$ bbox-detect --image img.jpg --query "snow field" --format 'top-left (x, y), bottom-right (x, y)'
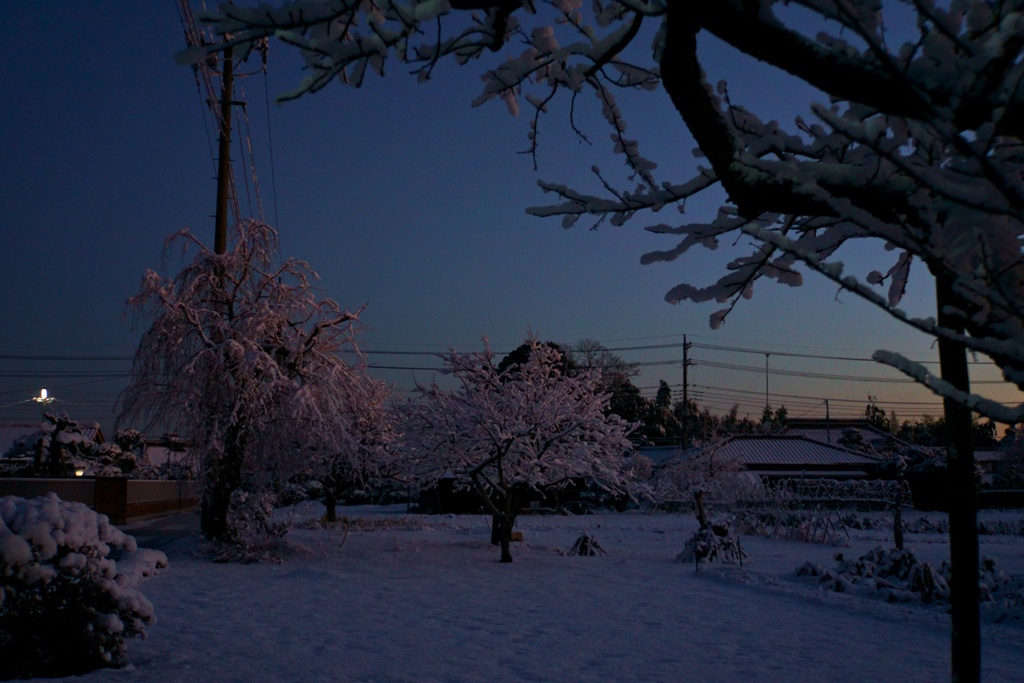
top-left (75, 505), bottom-right (1024, 683)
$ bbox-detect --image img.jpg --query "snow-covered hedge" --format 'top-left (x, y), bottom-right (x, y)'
top-left (0, 494), bottom-right (166, 678)
top-left (797, 546), bottom-right (1024, 622)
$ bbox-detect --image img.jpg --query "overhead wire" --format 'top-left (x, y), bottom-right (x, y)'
top-left (263, 67), bottom-right (281, 230)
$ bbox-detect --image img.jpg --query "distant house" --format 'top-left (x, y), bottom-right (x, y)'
top-left (638, 444), bottom-right (690, 468)
top-left (144, 433), bottom-right (190, 468)
top-left (712, 434), bottom-right (882, 480)
top-left (641, 434), bottom-right (882, 482)
top-left (0, 423), bottom-right (44, 456)
top-left (1, 419), bottom-right (105, 465)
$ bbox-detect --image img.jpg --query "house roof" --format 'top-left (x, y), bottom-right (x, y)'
top-left (1, 421), bottom-right (104, 459)
top-left (0, 423), bottom-right (42, 455)
top-left (714, 434), bottom-right (881, 472)
top-left (779, 419), bottom-right (899, 450)
top-left (975, 448), bottom-right (1011, 464)
top-left (637, 444), bottom-right (690, 467)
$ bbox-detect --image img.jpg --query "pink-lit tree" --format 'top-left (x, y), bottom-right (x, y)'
top-left (119, 220), bottom-right (389, 543)
top-left (402, 338), bottom-right (636, 562)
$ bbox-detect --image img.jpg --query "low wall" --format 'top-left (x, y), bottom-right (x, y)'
top-left (0, 478), bottom-right (199, 525)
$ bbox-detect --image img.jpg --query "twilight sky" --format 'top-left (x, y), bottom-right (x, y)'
top-left (1, 3), bottom-right (1020, 434)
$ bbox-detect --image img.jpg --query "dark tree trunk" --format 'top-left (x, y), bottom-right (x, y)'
top-left (694, 489), bottom-right (709, 530)
top-left (499, 528), bottom-right (513, 564)
top-left (324, 489), bottom-right (338, 524)
top-left (894, 473), bottom-right (905, 552)
top-left (489, 511), bottom-right (518, 563)
top-left (935, 273), bottom-right (980, 683)
top-left (484, 485), bottom-right (523, 563)
top-left (46, 438), bottom-right (67, 478)
top-left (490, 513), bottom-right (504, 546)
top-left (200, 423), bottom-right (246, 542)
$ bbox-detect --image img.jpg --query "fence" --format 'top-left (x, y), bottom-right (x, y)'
top-left (0, 477), bottom-right (199, 525)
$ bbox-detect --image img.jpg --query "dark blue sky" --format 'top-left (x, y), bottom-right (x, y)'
top-left (2, 3), bottom-right (1018, 433)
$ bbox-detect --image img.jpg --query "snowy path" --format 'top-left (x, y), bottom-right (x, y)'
top-left (75, 507), bottom-right (1024, 682)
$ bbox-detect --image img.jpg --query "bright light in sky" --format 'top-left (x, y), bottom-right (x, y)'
top-left (0, 3), bottom-right (1020, 433)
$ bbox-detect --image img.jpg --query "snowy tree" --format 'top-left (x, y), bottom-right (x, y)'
top-left (118, 220), bottom-right (387, 543)
top-left (402, 338), bottom-right (636, 562)
top-left (184, 2), bottom-right (1024, 675)
top-left (652, 438), bottom-right (745, 510)
top-left (311, 376), bottom-right (399, 523)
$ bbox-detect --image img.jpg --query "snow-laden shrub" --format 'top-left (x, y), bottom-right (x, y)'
top-left (677, 522), bottom-right (746, 570)
top-left (797, 547), bottom-right (949, 604)
top-left (210, 489), bottom-right (287, 562)
top-left (904, 517), bottom-right (950, 534)
top-left (977, 519), bottom-right (1024, 536)
top-left (840, 513), bottom-right (891, 531)
top-left (568, 533), bottom-right (606, 556)
top-left (797, 547), bottom-right (1024, 621)
top-left (901, 516), bottom-right (1024, 536)
top-left (0, 494), bottom-right (166, 678)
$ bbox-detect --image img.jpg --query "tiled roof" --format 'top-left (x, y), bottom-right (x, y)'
top-left (638, 445), bottom-right (690, 466)
top-left (715, 435), bottom-right (879, 469)
top-left (0, 424), bottom-right (42, 455)
top-left (780, 424), bottom-right (894, 448)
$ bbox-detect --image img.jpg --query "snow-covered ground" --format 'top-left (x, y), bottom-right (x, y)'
top-left (76, 505), bottom-right (1024, 682)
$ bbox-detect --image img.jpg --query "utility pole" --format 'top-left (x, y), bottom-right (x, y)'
top-left (764, 353), bottom-right (770, 411)
top-left (214, 45), bottom-right (234, 255)
top-left (682, 336), bottom-right (691, 443)
top-left (682, 335), bottom-right (689, 414)
top-left (825, 398), bottom-right (831, 444)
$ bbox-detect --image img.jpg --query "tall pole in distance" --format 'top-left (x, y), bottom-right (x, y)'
top-left (682, 336), bottom-right (690, 444)
top-left (682, 335), bottom-right (689, 414)
top-left (214, 45), bottom-right (234, 255)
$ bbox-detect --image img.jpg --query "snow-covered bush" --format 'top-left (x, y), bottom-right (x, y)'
top-left (568, 533), bottom-right (606, 557)
top-left (0, 494), bottom-right (165, 678)
top-left (677, 522), bottom-right (746, 570)
top-left (902, 516), bottom-right (1024, 536)
top-left (840, 513), bottom-right (891, 531)
top-left (212, 489), bottom-right (287, 562)
top-left (797, 547), bottom-right (1024, 622)
top-left (798, 547), bottom-right (949, 604)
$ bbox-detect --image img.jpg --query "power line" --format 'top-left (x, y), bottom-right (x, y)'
top-left (691, 359), bottom-right (1010, 384)
top-left (691, 341), bottom-right (986, 366)
top-left (0, 355), bottom-right (132, 362)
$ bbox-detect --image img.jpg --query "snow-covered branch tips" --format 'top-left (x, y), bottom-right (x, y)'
top-left (118, 220), bottom-right (392, 543)
top-left (401, 337), bottom-right (640, 562)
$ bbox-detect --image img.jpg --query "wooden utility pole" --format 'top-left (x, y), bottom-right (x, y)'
top-left (214, 45), bottom-right (234, 255)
